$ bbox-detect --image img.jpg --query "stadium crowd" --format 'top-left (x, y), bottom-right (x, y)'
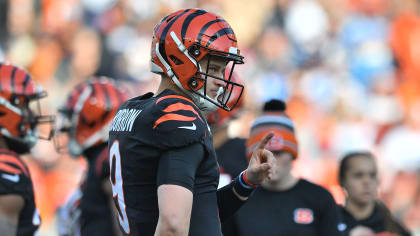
top-left (0, 0), bottom-right (419, 235)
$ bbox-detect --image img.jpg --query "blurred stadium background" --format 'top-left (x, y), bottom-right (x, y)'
top-left (1, 0), bottom-right (420, 235)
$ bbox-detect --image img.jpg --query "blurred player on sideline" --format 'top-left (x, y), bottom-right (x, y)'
top-left (55, 78), bottom-right (127, 236)
top-left (0, 63), bottom-right (54, 235)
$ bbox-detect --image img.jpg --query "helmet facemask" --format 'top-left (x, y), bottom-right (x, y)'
top-left (187, 46), bottom-right (244, 112)
top-left (0, 90), bottom-right (55, 154)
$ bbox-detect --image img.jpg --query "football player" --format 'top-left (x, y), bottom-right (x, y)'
top-left (0, 63), bottom-right (54, 235)
top-left (109, 8), bottom-right (275, 236)
top-left (55, 78), bottom-right (127, 236)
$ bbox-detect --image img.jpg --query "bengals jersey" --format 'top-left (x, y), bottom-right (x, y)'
top-left (108, 89), bottom-right (221, 236)
top-left (79, 143), bottom-right (117, 236)
top-left (0, 149), bottom-right (40, 236)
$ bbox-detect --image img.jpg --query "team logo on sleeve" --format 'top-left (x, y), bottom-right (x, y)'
top-left (293, 208), bottom-right (314, 224)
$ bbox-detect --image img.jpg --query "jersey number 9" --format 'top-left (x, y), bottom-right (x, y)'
top-left (110, 140), bottom-right (131, 234)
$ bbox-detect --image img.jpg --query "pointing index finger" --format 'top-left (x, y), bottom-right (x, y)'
top-left (257, 132), bottom-right (274, 150)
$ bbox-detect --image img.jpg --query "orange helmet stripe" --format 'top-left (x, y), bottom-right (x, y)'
top-left (181, 9), bottom-right (207, 43)
top-left (158, 9), bottom-right (192, 63)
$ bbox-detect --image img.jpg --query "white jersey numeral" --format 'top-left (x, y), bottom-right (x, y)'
top-left (110, 140), bottom-right (130, 234)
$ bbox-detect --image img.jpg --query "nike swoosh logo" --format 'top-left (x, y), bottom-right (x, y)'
top-left (2, 173), bottom-right (20, 182)
top-left (178, 123), bottom-right (196, 130)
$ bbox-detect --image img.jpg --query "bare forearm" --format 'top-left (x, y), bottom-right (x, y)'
top-left (0, 214), bottom-right (17, 236)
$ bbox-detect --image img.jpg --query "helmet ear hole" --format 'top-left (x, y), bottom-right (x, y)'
top-left (188, 46), bottom-right (201, 58)
top-left (169, 55), bottom-right (184, 65)
top-left (188, 78), bottom-right (199, 89)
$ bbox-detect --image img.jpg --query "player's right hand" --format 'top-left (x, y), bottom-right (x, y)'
top-left (244, 132), bottom-right (276, 186)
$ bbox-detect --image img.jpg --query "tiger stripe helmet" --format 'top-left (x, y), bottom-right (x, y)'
top-left (151, 8), bottom-right (244, 111)
top-left (55, 77), bottom-right (128, 157)
top-left (0, 63), bottom-right (54, 153)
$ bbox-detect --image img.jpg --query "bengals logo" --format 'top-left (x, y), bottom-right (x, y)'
top-left (293, 208), bottom-right (314, 224)
top-left (267, 134), bottom-right (284, 150)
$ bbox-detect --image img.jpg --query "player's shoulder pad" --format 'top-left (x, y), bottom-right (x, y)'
top-left (147, 92), bottom-right (208, 149)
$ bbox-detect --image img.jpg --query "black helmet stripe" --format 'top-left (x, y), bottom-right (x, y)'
top-left (99, 82), bottom-right (111, 111)
top-left (154, 14), bottom-right (171, 34)
top-left (205, 27), bottom-right (236, 47)
top-left (10, 67), bottom-right (17, 93)
top-left (22, 74), bottom-right (30, 93)
top-left (159, 9), bottom-right (191, 64)
top-left (197, 19), bottom-right (224, 44)
top-left (0, 63), bottom-right (3, 91)
top-left (181, 9), bottom-right (207, 44)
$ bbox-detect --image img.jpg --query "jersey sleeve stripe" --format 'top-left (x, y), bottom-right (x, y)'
top-left (156, 95), bottom-right (197, 109)
top-left (162, 103), bottom-right (203, 122)
top-left (153, 113), bottom-right (197, 129)
top-left (0, 155), bottom-right (29, 176)
top-left (0, 163), bottom-right (22, 174)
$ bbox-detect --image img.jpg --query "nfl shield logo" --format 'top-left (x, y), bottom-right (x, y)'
top-left (293, 208), bottom-right (314, 224)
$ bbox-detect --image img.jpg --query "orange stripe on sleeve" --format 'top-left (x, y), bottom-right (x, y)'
top-left (0, 155), bottom-right (29, 176)
top-left (163, 103), bottom-right (203, 122)
top-left (153, 113), bottom-right (197, 129)
top-left (0, 163), bottom-right (22, 174)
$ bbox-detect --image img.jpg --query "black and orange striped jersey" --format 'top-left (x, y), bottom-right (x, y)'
top-left (109, 89), bottom-right (221, 236)
top-left (0, 149), bottom-right (40, 236)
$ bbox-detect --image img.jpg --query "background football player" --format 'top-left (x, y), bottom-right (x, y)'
top-left (108, 8), bottom-right (276, 236)
top-left (0, 63), bottom-right (54, 236)
top-left (55, 77), bottom-right (127, 236)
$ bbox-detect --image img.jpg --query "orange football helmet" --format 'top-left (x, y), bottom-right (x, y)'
top-left (55, 77), bottom-right (128, 156)
top-left (0, 63), bottom-right (54, 153)
top-left (151, 8), bottom-right (244, 111)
